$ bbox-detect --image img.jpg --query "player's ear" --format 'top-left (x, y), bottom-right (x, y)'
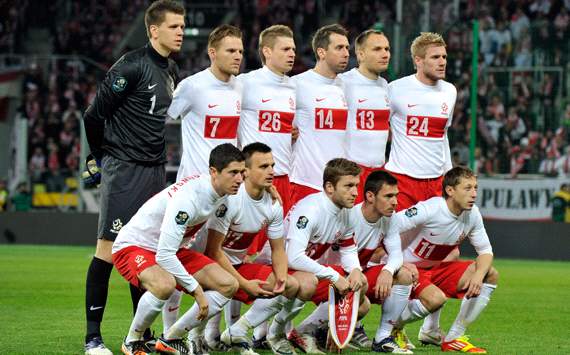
top-left (262, 46), bottom-right (271, 62)
top-left (317, 47), bottom-right (326, 61)
top-left (324, 181), bottom-right (335, 194)
top-left (444, 185), bottom-right (454, 198)
top-left (207, 46), bottom-right (216, 61)
top-left (209, 166), bottom-right (218, 178)
top-left (149, 24), bottom-right (159, 40)
top-left (365, 190), bottom-right (375, 203)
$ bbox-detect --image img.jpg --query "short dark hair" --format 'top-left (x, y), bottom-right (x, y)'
top-left (208, 24), bottom-right (243, 49)
top-left (354, 29), bottom-right (385, 52)
top-left (312, 24), bottom-right (348, 61)
top-left (323, 158), bottom-right (361, 189)
top-left (364, 170), bottom-right (397, 196)
top-left (442, 166), bottom-right (476, 198)
top-left (242, 142), bottom-right (272, 167)
top-left (209, 143), bottom-right (244, 172)
top-left (145, 0), bottom-right (186, 38)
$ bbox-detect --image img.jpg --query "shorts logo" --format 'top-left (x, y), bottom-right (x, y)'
top-left (296, 216), bottom-right (309, 229)
top-left (175, 211), bottom-right (189, 225)
top-left (134, 254), bottom-right (146, 268)
top-left (215, 204), bottom-right (228, 218)
top-left (110, 218), bottom-right (123, 234)
top-left (405, 207), bottom-right (417, 218)
top-left (112, 77), bottom-right (127, 93)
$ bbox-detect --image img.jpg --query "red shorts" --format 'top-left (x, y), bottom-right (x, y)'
top-left (355, 164), bottom-right (384, 204)
top-left (386, 170), bottom-right (443, 211)
top-left (363, 264), bottom-right (388, 304)
top-left (290, 183), bottom-right (320, 207)
top-left (310, 265), bottom-right (346, 305)
top-left (233, 263), bottom-right (274, 304)
top-left (411, 261), bottom-right (473, 299)
top-left (112, 246), bottom-right (215, 289)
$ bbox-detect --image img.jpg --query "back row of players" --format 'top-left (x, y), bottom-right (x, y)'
top-left (83, 3), bottom-right (498, 354)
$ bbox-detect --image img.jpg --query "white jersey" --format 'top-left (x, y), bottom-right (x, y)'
top-left (168, 68), bottom-right (242, 178)
top-left (112, 175), bottom-right (227, 292)
top-left (339, 68), bottom-right (390, 168)
top-left (285, 192), bottom-right (360, 282)
top-left (191, 184), bottom-right (284, 265)
top-left (320, 203), bottom-right (402, 274)
top-left (384, 74), bottom-right (457, 178)
top-left (387, 197), bottom-right (493, 269)
top-left (237, 67), bottom-right (296, 176)
top-left (290, 70), bottom-right (348, 190)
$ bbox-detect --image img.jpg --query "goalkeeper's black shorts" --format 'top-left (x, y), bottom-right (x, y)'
top-left (97, 154), bottom-right (165, 241)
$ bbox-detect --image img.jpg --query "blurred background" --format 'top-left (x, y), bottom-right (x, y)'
top-left (0, 0), bottom-right (568, 243)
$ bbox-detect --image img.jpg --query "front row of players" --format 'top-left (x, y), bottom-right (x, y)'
top-left (112, 142), bottom-right (498, 355)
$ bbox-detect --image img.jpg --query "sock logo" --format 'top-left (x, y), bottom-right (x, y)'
top-left (89, 305), bottom-right (104, 311)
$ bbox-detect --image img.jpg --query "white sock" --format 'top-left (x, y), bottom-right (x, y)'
top-left (244, 296), bottom-right (288, 328)
top-left (224, 299), bottom-right (242, 327)
top-left (421, 305), bottom-right (442, 332)
top-left (204, 312), bottom-right (221, 343)
top-left (127, 292), bottom-right (166, 342)
top-left (162, 289), bottom-right (183, 333)
top-left (445, 283), bottom-right (496, 342)
top-left (396, 299), bottom-right (431, 327)
top-left (167, 291), bottom-right (230, 339)
top-left (269, 298), bottom-right (305, 338)
top-left (253, 321), bottom-right (268, 340)
top-left (297, 301), bottom-right (328, 334)
top-left (375, 285), bottom-right (412, 342)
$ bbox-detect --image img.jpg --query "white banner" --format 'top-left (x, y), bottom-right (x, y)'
top-left (476, 178), bottom-right (565, 221)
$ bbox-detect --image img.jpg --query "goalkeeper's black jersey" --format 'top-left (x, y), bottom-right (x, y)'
top-left (83, 43), bottom-right (179, 165)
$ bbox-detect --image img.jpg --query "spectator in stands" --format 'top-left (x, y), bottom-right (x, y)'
top-left (0, 180), bottom-right (7, 212)
top-left (552, 183), bottom-right (570, 223)
top-left (11, 183), bottom-right (32, 212)
top-left (556, 146), bottom-right (570, 177)
top-left (29, 147), bottom-right (46, 183)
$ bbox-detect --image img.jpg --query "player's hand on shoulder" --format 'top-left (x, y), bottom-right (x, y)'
top-left (266, 185), bottom-right (283, 205)
top-left (82, 153), bottom-right (102, 188)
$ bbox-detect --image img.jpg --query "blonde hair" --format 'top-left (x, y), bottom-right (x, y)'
top-left (258, 25), bottom-right (294, 65)
top-left (410, 32), bottom-right (446, 62)
top-left (208, 24), bottom-right (242, 49)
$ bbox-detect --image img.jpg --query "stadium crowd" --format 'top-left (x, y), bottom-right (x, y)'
top-left (14, 0), bottom-right (569, 211)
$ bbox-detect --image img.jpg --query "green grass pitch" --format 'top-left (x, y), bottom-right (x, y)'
top-left (1, 245), bottom-right (569, 354)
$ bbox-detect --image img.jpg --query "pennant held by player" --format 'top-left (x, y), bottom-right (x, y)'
top-left (328, 285), bottom-right (360, 350)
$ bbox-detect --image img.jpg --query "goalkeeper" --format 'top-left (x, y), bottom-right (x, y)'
top-left (81, 1), bottom-right (185, 354)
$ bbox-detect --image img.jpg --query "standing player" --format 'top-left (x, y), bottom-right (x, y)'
top-left (297, 171), bottom-right (413, 353)
top-left (162, 24), bottom-right (244, 332)
top-left (167, 24), bottom-right (243, 178)
top-left (277, 158), bottom-right (369, 354)
top-left (81, 1), bottom-right (185, 353)
top-left (384, 32), bottom-right (458, 344)
top-left (389, 167), bottom-right (498, 354)
top-left (111, 143), bottom-right (244, 355)
top-left (339, 30), bottom-right (391, 204)
top-left (237, 24), bottom-right (297, 215)
top-left (289, 24), bottom-right (350, 205)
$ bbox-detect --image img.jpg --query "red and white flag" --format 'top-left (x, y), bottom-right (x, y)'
top-left (328, 285), bottom-right (360, 349)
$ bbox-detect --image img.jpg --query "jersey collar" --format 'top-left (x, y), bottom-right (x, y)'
top-left (146, 43), bottom-right (169, 69)
top-left (319, 192), bottom-right (342, 216)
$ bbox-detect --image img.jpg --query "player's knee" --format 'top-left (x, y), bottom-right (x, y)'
top-left (284, 275), bottom-right (300, 298)
top-left (394, 268), bottom-right (413, 285)
top-left (421, 288), bottom-right (447, 312)
top-left (219, 275), bottom-right (239, 298)
top-left (485, 267), bottom-right (499, 285)
top-left (152, 275), bottom-right (176, 300)
top-left (295, 273), bottom-right (318, 301)
top-left (94, 239), bottom-right (114, 263)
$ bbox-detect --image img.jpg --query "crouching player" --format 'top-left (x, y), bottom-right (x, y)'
top-left (389, 167), bottom-right (498, 354)
top-left (299, 171), bottom-right (414, 353)
top-left (111, 144), bottom-right (244, 355)
top-left (275, 158), bottom-right (369, 354)
top-left (194, 143), bottom-right (316, 355)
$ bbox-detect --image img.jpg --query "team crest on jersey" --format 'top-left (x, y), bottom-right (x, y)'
top-left (175, 211), bottom-right (189, 225)
top-left (215, 204), bottom-right (228, 218)
top-left (289, 97), bottom-right (295, 111)
top-left (405, 207), bottom-right (418, 218)
top-left (296, 216), bottom-right (309, 229)
top-left (236, 100), bottom-right (241, 114)
top-left (441, 102), bottom-right (448, 115)
top-left (112, 77), bottom-right (127, 93)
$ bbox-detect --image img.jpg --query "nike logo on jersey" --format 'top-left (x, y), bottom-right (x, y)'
top-left (407, 104), bottom-right (419, 108)
top-left (358, 98), bottom-right (368, 103)
top-left (315, 97), bottom-right (326, 102)
top-left (208, 104), bottom-right (219, 108)
top-left (430, 232), bottom-right (439, 236)
top-left (148, 83), bottom-right (157, 90)
top-left (89, 305), bottom-right (104, 311)
top-left (167, 306), bottom-right (179, 312)
top-left (262, 98), bottom-right (272, 103)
